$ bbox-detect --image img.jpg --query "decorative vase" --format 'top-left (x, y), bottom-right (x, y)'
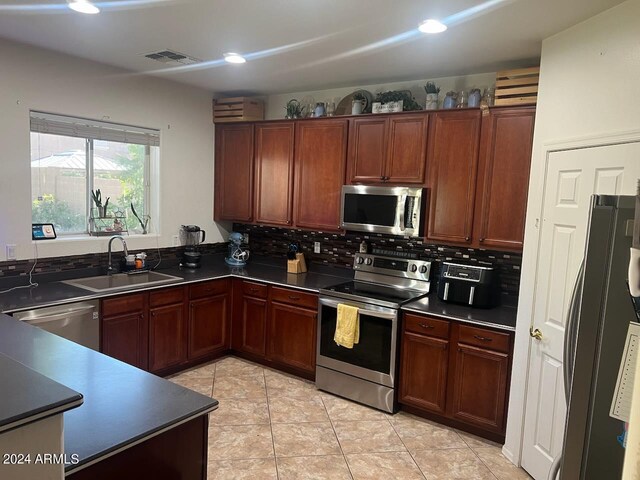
top-left (443, 94), bottom-right (457, 109)
top-left (468, 89), bottom-right (481, 108)
top-left (351, 100), bottom-right (363, 115)
top-left (314, 102), bottom-right (325, 117)
top-left (425, 93), bottom-right (438, 110)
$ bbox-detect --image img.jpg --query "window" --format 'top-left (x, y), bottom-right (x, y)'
top-left (30, 112), bottom-right (159, 235)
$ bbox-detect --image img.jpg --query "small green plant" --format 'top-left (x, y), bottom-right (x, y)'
top-left (284, 99), bottom-right (303, 119)
top-left (353, 92), bottom-right (365, 101)
top-left (424, 82), bottom-right (440, 94)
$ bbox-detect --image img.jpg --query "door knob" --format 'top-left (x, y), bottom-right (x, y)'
top-left (529, 327), bottom-right (543, 340)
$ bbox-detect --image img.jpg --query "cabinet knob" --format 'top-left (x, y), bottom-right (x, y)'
top-left (380, 175), bottom-right (385, 180)
top-left (288, 295), bottom-right (300, 301)
top-left (418, 322), bottom-right (435, 329)
top-left (465, 236), bottom-right (471, 242)
top-left (479, 238), bottom-right (485, 243)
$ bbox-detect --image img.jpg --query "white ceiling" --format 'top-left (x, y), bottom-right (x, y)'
top-left (0, 0), bottom-right (624, 95)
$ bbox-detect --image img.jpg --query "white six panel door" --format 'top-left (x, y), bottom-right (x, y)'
top-left (521, 141), bottom-right (640, 480)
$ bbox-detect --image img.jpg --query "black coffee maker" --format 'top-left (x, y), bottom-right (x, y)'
top-left (180, 225), bottom-right (206, 268)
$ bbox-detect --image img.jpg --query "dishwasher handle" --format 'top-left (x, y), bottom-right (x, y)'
top-left (16, 304), bottom-right (96, 325)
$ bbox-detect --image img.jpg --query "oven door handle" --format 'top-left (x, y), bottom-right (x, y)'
top-left (319, 297), bottom-right (397, 320)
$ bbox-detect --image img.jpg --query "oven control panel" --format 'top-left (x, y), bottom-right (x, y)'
top-left (353, 253), bottom-right (431, 280)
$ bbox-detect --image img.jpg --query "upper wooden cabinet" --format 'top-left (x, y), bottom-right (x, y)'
top-left (254, 122), bottom-right (295, 226)
top-left (425, 107), bottom-right (534, 251)
top-left (294, 119), bottom-right (348, 231)
top-left (347, 114), bottom-right (428, 184)
top-left (426, 110), bottom-right (482, 244)
top-left (475, 107), bottom-right (535, 250)
top-left (214, 123), bottom-right (254, 222)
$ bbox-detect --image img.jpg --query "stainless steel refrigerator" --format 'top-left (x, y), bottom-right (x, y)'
top-left (559, 194), bottom-right (640, 479)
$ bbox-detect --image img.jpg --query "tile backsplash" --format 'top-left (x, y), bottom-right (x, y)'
top-left (233, 224), bottom-right (523, 299)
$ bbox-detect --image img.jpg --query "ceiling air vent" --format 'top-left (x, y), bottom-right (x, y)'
top-left (143, 49), bottom-right (201, 66)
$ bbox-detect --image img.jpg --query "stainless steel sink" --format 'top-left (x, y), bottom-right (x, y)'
top-left (63, 271), bottom-right (183, 293)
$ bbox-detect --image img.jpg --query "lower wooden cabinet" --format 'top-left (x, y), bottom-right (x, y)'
top-left (239, 295), bottom-right (268, 357)
top-left (268, 301), bottom-right (317, 375)
top-left (451, 343), bottom-right (509, 431)
top-left (101, 293), bottom-right (148, 370)
top-left (399, 331), bottom-right (449, 414)
top-left (149, 303), bottom-right (187, 372)
top-left (399, 312), bottom-right (513, 440)
top-left (188, 291), bottom-right (229, 361)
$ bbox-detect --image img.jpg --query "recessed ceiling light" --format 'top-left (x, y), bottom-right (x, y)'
top-left (68, 1), bottom-right (100, 14)
top-left (224, 53), bottom-right (246, 64)
top-left (418, 19), bottom-right (447, 34)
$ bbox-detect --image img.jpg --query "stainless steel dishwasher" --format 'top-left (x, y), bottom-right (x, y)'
top-left (13, 300), bottom-right (100, 350)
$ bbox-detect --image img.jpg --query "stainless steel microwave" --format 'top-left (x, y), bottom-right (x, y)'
top-left (340, 185), bottom-right (424, 236)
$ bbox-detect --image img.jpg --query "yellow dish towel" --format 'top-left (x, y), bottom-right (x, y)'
top-left (334, 304), bottom-right (360, 349)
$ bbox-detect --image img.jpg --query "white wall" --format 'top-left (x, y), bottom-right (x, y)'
top-left (0, 38), bottom-right (227, 262)
top-left (264, 72), bottom-right (497, 120)
top-left (504, 0), bottom-right (640, 465)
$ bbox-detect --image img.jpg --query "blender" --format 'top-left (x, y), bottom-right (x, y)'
top-left (180, 225), bottom-right (206, 268)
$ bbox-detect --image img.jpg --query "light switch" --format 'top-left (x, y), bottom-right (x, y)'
top-left (6, 244), bottom-right (16, 260)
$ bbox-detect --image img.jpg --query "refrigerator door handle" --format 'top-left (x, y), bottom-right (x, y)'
top-left (564, 259), bottom-right (585, 404)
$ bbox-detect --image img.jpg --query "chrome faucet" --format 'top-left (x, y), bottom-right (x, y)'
top-left (107, 235), bottom-right (129, 274)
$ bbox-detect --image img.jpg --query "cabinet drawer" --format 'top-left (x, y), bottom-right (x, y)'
top-left (458, 325), bottom-right (510, 354)
top-left (242, 280), bottom-right (268, 299)
top-left (102, 293), bottom-right (145, 317)
top-left (190, 279), bottom-right (230, 300)
top-left (404, 314), bottom-right (450, 339)
top-left (270, 286), bottom-right (318, 309)
top-left (149, 286), bottom-right (185, 308)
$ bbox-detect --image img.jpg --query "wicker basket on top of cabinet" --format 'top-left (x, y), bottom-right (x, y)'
top-left (213, 97), bottom-right (264, 123)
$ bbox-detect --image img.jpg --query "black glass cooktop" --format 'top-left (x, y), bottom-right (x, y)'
top-left (320, 281), bottom-right (428, 308)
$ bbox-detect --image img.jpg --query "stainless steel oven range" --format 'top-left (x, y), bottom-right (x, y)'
top-left (316, 251), bottom-right (432, 413)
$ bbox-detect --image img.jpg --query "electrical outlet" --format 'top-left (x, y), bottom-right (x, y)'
top-left (172, 235), bottom-right (180, 246)
top-left (314, 241), bottom-right (321, 254)
top-left (6, 244), bottom-right (16, 260)
top-left (243, 233), bottom-right (249, 244)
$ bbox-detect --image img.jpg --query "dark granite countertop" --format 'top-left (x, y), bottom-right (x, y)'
top-left (0, 314), bottom-right (218, 474)
top-left (0, 254), bottom-right (353, 314)
top-left (402, 294), bottom-right (517, 332)
top-left (0, 353), bottom-right (83, 434)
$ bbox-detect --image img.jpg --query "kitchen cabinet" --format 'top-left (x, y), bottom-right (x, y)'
top-left (425, 106), bottom-right (535, 250)
top-left (399, 315), bottom-right (450, 414)
top-left (254, 122), bottom-right (295, 226)
top-left (188, 280), bottom-right (230, 360)
top-left (347, 114), bottom-right (428, 184)
top-left (232, 280), bottom-right (268, 358)
top-left (101, 293), bottom-right (148, 370)
top-left (294, 119), bottom-right (348, 230)
top-left (426, 110), bottom-right (482, 244)
top-left (399, 312), bottom-right (513, 441)
top-left (149, 303), bottom-right (187, 372)
top-left (214, 123), bottom-right (254, 222)
top-left (474, 107), bottom-right (535, 250)
top-left (267, 287), bottom-right (318, 375)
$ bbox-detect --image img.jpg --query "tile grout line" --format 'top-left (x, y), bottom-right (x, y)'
top-left (264, 368), bottom-right (281, 480)
top-left (319, 394), bottom-right (355, 480)
top-left (386, 415), bottom-right (428, 480)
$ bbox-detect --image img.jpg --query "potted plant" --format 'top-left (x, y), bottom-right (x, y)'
top-left (284, 99), bottom-right (303, 119)
top-left (373, 90), bottom-right (422, 112)
top-left (352, 92), bottom-right (365, 115)
top-left (424, 82), bottom-right (440, 110)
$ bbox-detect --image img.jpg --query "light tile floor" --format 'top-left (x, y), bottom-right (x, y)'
top-left (169, 356), bottom-right (533, 480)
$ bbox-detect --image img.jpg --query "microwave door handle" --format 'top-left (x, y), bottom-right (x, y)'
top-left (398, 194), bottom-right (407, 232)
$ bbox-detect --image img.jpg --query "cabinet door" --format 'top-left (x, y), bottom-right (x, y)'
top-left (214, 123), bottom-right (254, 222)
top-left (347, 117), bottom-right (388, 183)
top-left (102, 311), bottom-right (147, 370)
top-left (451, 343), bottom-right (509, 432)
top-left (254, 122), bottom-right (295, 226)
top-left (294, 119), bottom-right (348, 230)
top-left (239, 295), bottom-right (268, 357)
top-left (268, 302), bottom-right (317, 374)
top-left (149, 303), bottom-right (187, 372)
top-left (476, 107), bottom-right (535, 250)
top-left (386, 114), bottom-right (428, 184)
top-left (426, 111), bottom-right (481, 244)
top-left (188, 294), bottom-right (228, 360)
top-left (399, 332), bottom-right (449, 414)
